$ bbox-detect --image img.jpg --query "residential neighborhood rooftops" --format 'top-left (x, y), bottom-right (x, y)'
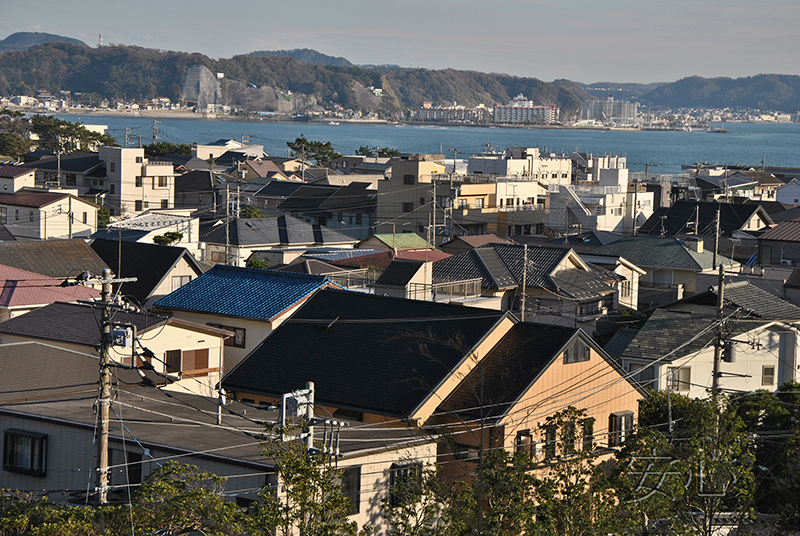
top-left (0, 165), bottom-right (34, 178)
top-left (669, 280), bottom-right (800, 321)
top-left (154, 265), bottom-right (335, 321)
top-left (759, 220), bottom-right (800, 242)
top-left (0, 239), bottom-right (109, 279)
top-left (89, 238), bottom-right (206, 306)
top-left (638, 200), bottom-right (772, 238)
top-left (201, 215), bottom-right (358, 247)
top-left (0, 191), bottom-right (91, 208)
top-left (366, 233), bottom-right (434, 250)
top-left (0, 264), bottom-right (99, 308)
top-left (221, 289), bottom-right (508, 418)
top-left (589, 236), bottom-right (737, 271)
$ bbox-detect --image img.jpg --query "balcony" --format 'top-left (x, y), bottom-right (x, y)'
top-left (407, 278), bottom-right (483, 302)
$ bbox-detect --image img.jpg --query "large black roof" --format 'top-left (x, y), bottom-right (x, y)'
top-left (221, 289), bottom-right (506, 418)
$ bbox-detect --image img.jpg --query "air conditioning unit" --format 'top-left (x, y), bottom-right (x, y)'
top-left (781, 259), bottom-right (793, 266)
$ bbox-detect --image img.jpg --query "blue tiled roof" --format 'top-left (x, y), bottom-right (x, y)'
top-left (154, 265), bottom-right (331, 321)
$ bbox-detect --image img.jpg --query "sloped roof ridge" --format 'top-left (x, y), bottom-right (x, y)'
top-left (213, 264), bottom-right (329, 282)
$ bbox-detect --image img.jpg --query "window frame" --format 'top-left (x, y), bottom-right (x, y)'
top-left (340, 466), bottom-right (361, 515)
top-left (207, 323), bottom-right (246, 348)
top-left (389, 462), bottom-right (422, 507)
top-left (563, 339), bottom-right (590, 364)
top-left (608, 411), bottom-right (634, 447)
top-left (667, 366), bottom-right (691, 391)
top-left (762, 365), bottom-right (775, 386)
top-left (3, 429), bottom-right (47, 476)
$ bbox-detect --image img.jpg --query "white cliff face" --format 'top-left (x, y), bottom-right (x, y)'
top-left (181, 65), bottom-right (222, 108)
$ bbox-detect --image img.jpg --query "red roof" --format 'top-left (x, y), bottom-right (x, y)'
top-left (0, 264), bottom-right (100, 308)
top-left (330, 249), bottom-right (451, 270)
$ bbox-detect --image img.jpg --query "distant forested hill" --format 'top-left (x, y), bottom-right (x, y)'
top-left (250, 48), bottom-right (353, 67)
top-left (0, 43), bottom-right (587, 117)
top-left (2, 42), bottom-right (799, 115)
top-left (641, 75), bottom-right (800, 111)
top-left (0, 32), bottom-right (87, 52)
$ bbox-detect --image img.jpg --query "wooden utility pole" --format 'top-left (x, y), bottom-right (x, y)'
top-left (520, 244), bottom-right (527, 322)
top-left (96, 268), bottom-right (112, 504)
top-left (712, 264), bottom-right (725, 395)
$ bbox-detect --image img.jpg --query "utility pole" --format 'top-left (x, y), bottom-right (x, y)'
top-left (712, 264), bottom-right (725, 395)
top-left (91, 268), bottom-right (137, 504)
top-left (520, 244), bottom-right (527, 322)
top-left (713, 203), bottom-right (721, 268)
top-left (152, 120), bottom-right (161, 143)
top-left (96, 268), bottom-right (112, 504)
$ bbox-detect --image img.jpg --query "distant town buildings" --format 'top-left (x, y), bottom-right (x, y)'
top-left (581, 96), bottom-right (639, 126)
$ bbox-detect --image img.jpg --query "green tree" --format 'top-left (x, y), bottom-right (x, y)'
top-left (153, 231), bottom-right (184, 246)
top-left (613, 391), bottom-right (756, 536)
top-left (257, 433), bottom-right (368, 536)
top-left (356, 145), bottom-right (400, 158)
top-left (0, 132), bottom-right (31, 159)
top-left (242, 204), bottom-right (264, 218)
top-left (97, 206), bottom-right (110, 229)
top-left (246, 256), bottom-right (270, 269)
top-left (30, 115), bottom-right (117, 153)
top-left (135, 461), bottom-right (248, 536)
top-left (144, 141), bottom-right (193, 157)
top-left (287, 134), bottom-right (341, 166)
top-left (382, 464), bottom-right (457, 536)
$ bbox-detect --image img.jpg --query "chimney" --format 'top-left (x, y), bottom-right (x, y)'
top-left (686, 237), bottom-right (704, 254)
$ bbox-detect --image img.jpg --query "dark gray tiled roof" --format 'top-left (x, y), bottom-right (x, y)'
top-left (201, 215), bottom-right (357, 247)
top-left (590, 236), bottom-right (736, 271)
top-left (638, 200), bottom-right (771, 238)
top-left (0, 239), bottom-right (109, 278)
top-left (621, 309), bottom-right (769, 362)
top-left (0, 302), bottom-right (167, 347)
top-left (221, 289), bottom-right (506, 418)
top-left (604, 327), bottom-right (639, 358)
top-left (90, 239), bottom-right (204, 305)
top-left (375, 260), bottom-right (423, 286)
top-left (678, 280), bottom-right (800, 321)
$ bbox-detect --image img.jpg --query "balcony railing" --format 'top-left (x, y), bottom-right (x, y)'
top-left (327, 269), bottom-right (375, 288)
top-left (408, 278), bottom-right (483, 301)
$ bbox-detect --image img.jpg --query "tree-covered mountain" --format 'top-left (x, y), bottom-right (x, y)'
top-left (640, 75), bottom-right (800, 111)
top-left (2, 42), bottom-right (800, 115)
top-left (581, 81), bottom-right (666, 100)
top-left (250, 48), bottom-right (353, 67)
top-left (0, 43), bottom-right (586, 117)
top-left (0, 32), bottom-right (87, 52)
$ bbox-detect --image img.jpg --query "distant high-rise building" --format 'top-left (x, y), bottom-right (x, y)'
top-left (581, 96), bottom-right (639, 126)
top-left (493, 94), bottom-right (559, 125)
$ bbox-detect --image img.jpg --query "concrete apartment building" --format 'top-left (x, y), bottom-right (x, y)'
top-left (32, 147), bottom-right (175, 217)
top-left (376, 153), bottom-right (557, 242)
top-left (492, 94), bottom-right (560, 125)
top-left (581, 96), bottom-right (639, 126)
top-left (468, 147), bottom-right (573, 183)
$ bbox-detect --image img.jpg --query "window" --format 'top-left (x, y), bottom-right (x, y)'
top-left (629, 363), bottom-right (655, 386)
top-left (475, 198), bottom-right (484, 208)
top-left (208, 324), bottom-right (246, 348)
top-left (3, 429), bottom-right (47, 476)
top-left (66, 174), bottom-right (76, 186)
top-left (458, 199), bottom-right (468, 209)
top-left (172, 275), bottom-right (191, 291)
top-left (14, 209), bottom-right (19, 221)
top-left (182, 349), bottom-right (209, 372)
top-left (763, 365), bottom-right (775, 386)
top-left (135, 156), bottom-right (143, 163)
top-left (0, 207), bottom-right (6, 224)
top-left (403, 174), bottom-right (415, 185)
top-left (135, 176), bottom-right (143, 187)
top-left (667, 367), bottom-right (691, 391)
top-left (582, 418), bottom-right (595, 451)
top-left (652, 269), bottom-right (673, 286)
top-left (620, 280), bottom-right (631, 298)
top-left (402, 202), bottom-right (414, 213)
top-left (389, 463), bottom-right (422, 507)
top-left (544, 424), bottom-right (557, 459)
top-left (110, 184), bottom-right (115, 194)
top-left (165, 350), bottom-right (181, 373)
top-left (608, 411), bottom-right (634, 447)
top-left (82, 212), bottom-right (88, 224)
top-left (29, 211), bottom-right (33, 222)
top-left (355, 214), bottom-right (362, 225)
top-left (110, 162), bottom-right (115, 173)
top-left (340, 466), bottom-right (361, 515)
top-left (158, 176), bottom-right (168, 187)
top-left (564, 339), bottom-right (590, 364)
top-left (135, 200), bottom-right (143, 212)
top-left (516, 430), bottom-right (534, 458)
top-left (161, 199), bottom-right (169, 209)
top-left (562, 420), bottom-right (576, 454)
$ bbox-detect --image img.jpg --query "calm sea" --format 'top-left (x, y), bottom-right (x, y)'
top-left (57, 113), bottom-right (800, 175)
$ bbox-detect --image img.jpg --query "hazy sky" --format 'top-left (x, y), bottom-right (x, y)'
top-left (3, 0), bottom-right (798, 84)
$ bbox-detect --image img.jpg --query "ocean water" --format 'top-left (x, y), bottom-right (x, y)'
top-left (57, 114), bottom-right (800, 175)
